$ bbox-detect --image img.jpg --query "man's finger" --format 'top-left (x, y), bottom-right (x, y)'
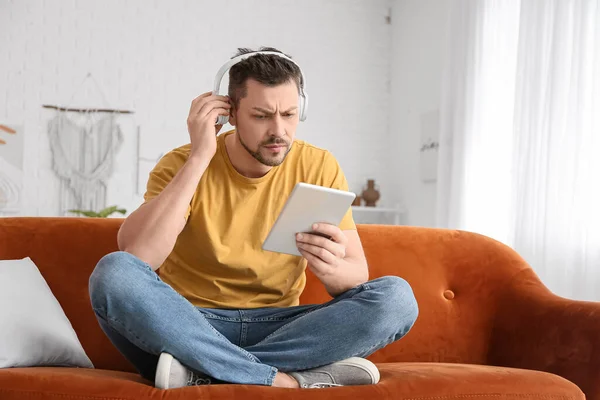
top-left (296, 233), bottom-right (345, 259)
top-left (190, 94), bottom-right (229, 116)
top-left (197, 99), bottom-right (231, 118)
top-left (297, 232), bottom-right (334, 249)
top-left (297, 242), bottom-right (336, 264)
top-left (299, 249), bottom-right (329, 274)
top-left (310, 223), bottom-right (347, 244)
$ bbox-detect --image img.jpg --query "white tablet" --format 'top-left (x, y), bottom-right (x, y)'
top-left (262, 182), bottom-right (356, 256)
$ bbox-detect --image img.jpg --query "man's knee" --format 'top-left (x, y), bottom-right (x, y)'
top-left (369, 275), bottom-right (419, 331)
top-left (88, 251), bottom-right (143, 310)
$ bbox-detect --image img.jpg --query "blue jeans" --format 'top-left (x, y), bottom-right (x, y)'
top-left (88, 251), bottom-right (418, 386)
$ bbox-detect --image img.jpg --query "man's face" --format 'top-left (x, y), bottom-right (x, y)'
top-left (230, 78), bottom-right (300, 167)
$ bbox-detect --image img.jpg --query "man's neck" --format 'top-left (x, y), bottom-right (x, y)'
top-left (224, 132), bottom-right (273, 179)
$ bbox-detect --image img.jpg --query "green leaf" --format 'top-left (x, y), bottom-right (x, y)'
top-left (98, 205), bottom-right (118, 218)
top-left (68, 209), bottom-right (100, 217)
top-left (97, 205), bottom-right (127, 218)
top-left (68, 206), bottom-right (126, 218)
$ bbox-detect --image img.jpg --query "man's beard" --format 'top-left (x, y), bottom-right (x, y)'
top-left (238, 134), bottom-right (291, 167)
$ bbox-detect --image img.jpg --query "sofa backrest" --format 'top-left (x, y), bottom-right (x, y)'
top-left (301, 223), bottom-right (534, 367)
top-left (0, 217), bottom-right (532, 373)
top-left (0, 217), bottom-right (128, 371)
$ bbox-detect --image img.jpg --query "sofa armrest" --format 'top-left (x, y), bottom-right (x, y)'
top-left (489, 268), bottom-right (600, 400)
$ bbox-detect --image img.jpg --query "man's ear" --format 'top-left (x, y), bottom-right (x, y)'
top-left (229, 108), bottom-right (237, 127)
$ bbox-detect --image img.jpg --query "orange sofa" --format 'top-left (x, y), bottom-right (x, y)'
top-left (0, 217), bottom-right (598, 400)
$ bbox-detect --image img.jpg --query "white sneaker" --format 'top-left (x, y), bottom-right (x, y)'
top-left (289, 357), bottom-right (380, 388)
top-left (155, 352), bottom-right (212, 389)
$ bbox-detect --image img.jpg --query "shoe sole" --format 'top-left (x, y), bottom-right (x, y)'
top-left (336, 357), bottom-right (381, 384)
top-left (155, 352), bottom-right (174, 389)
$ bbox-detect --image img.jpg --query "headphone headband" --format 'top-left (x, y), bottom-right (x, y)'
top-left (212, 51), bottom-right (309, 124)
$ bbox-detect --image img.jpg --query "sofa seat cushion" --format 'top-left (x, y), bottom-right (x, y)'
top-left (378, 363), bottom-right (583, 399)
top-left (0, 362), bottom-right (583, 400)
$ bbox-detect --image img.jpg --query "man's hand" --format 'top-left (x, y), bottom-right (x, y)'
top-left (187, 92), bottom-right (231, 159)
top-left (296, 223), bottom-right (369, 297)
top-left (296, 223), bottom-right (348, 278)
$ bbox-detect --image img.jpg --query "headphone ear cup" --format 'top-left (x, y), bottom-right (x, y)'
top-left (299, 94), bottom-right (308, 121)
top-left (216, 115), bottom-right (229, 125)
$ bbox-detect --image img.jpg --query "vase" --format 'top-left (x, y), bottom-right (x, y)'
top-left (361, 179), bottom-right (380, 207)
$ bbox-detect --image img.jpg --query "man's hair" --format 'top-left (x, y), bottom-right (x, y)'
top-left (228, 47), bottom-right (303, 107)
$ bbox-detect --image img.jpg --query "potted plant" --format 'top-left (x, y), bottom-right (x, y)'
top-left (68, 205), bottom-right (126, 218)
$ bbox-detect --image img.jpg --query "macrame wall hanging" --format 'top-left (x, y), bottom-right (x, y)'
top-left (43, 73), bottom-right (133, 215)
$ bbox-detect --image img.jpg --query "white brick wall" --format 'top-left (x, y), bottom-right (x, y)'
top-left (389, 0), bottom-right (448, 227)
top-left (0, 0), bottom-right (394, 217)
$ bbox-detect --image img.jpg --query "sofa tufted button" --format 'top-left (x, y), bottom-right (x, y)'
top-left (443, 290), bottom-right (455, 300)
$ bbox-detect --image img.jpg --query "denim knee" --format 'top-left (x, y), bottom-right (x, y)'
top-left (368, 276), bottom-right (419, 333)
top-left (88, 251), bottom-right (144, 312)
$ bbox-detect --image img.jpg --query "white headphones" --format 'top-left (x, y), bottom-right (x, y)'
top-left (212, 51), bottom-right (309, 126)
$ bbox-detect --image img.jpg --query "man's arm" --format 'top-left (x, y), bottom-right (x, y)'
top-left (117, 92), bottom-right (231, 271)
top-left (332, 229), bottom-right (369, 294)
top-left (295, 151), bottom-right (368, 296)
top-left (117, 154), bottom-right (210, 270)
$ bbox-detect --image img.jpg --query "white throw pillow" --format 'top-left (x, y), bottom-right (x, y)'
top-left (0, 257), bottom-right (94, 368)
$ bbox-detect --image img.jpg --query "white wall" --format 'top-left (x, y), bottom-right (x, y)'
top-left (0, 0), bottom-right (394, 217)
top-left (389, 0), bottom-right (449, 227)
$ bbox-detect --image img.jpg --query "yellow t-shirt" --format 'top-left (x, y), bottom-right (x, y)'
top-left (143, 130), bottom-right (356, 309)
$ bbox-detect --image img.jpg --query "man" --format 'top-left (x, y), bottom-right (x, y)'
top-left (89, 47), bottom-right (418, 389)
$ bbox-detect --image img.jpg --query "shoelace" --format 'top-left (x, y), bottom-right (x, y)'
top-left (187, 373), bottom-right (212, 386)
top-left (304, 382), bottom-right (344, 388)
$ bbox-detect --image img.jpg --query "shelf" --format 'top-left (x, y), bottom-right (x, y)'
top-left (351, 206), bottom-right (404, 213)
top-left (351, 205), bottom-right (406, 225)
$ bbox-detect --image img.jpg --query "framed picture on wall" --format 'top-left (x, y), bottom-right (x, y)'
top-left (420, 110), bottom-right (439, 182)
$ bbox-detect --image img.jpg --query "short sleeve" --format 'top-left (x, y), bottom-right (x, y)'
top-left (323, 152), bottom-right (356, 231)
top-left (143, 149), bottom-right (192, 221)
